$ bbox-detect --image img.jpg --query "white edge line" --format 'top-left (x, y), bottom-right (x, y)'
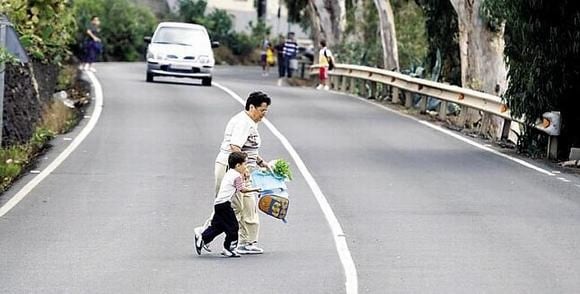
top-left (213, 82), bottom-right (358, 294)
top-left (333, 91), bottom-right (556, 177)
top-left (0, 72), bottom-right (104, 218)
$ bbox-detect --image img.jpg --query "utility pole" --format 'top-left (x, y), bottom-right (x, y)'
top-left (0, 15), bottom-right (29, 147)
top-left (0, 16), bottom-right (7, 147)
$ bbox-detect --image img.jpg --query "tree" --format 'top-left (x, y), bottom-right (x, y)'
top-left (448, 0), bottom-right (508, 136)
top-left (414, 0), bottom-right (460, 84)
top-left (485, 0), bottom-right (580, 158)
top-left (344, 0), bottom-right (366, 44)
top-left (373, 0), bottom-right (399, 71)
top-left (309, 0), bottom-right (347, 47)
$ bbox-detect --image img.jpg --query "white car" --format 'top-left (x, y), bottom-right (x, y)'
top-left (144, 22), bottom-right (219, 86)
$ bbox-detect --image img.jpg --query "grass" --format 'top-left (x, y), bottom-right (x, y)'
top-left (0, 64), bottom-right (86, 192)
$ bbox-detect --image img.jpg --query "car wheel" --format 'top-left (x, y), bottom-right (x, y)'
top-left (146, 72), bottom-right (154, 82)
top-left (202, 77), bottom-right (212, 86)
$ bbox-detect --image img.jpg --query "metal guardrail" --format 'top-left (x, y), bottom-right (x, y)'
top-left (309, 63), bottom-right (561, 159)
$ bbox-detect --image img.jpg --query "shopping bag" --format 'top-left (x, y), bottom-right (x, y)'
top-left (251, 170), bottom-right (289, 222)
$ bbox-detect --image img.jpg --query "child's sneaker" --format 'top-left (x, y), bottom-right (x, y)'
top-left (193, 227), bottom-right (203, 255)
top-left (221, 248), bottom-right (241, 258)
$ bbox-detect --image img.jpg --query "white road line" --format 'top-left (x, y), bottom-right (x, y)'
top-left (0, 72), bottom-right (103, 218)
top-left (214, 83), bottom-right (358, 294)
top-left (339, 92), bottom-right (556, 177)
top-left (557, 177), bottom-right (571, 183)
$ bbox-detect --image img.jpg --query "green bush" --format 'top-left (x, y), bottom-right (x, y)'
top-left (205, 9), bottom-right (234, 41)
top-left (1, 0), bottom-right (76, 64)
top-left (178, 0), bottom-right (207, 24)
top-left (73, 0), bottom-right (157, 61)
top-left (30, 127), bottom-right (55, 150)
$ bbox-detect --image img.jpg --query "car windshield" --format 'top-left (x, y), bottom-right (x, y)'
top-left (152, 27), bottom-right (209, 47)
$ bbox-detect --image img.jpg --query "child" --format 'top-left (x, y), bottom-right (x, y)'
top-left (194, 152), bottom-right (260, 257)
top-left (316, 39), bottom-right (334, 91)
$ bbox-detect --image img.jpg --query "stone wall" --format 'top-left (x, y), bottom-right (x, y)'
top-left (2, 62), bottom-right (59, 146)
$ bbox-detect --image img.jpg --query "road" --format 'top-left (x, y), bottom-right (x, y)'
top-left (1, 63), bottom-right (580, 293)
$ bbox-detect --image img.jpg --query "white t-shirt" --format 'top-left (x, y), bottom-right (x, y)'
top-left (215, 169), bottom-right (244, 205)
top-left (216, 111), bottom-right (261, 168)
top-left (319, 47), bottom-right (333, 67)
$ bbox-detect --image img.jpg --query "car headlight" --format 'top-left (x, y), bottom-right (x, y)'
top-left (198, 55), bottom-right (211, 64)
top-left (147, 51), bottom-right (165, 60)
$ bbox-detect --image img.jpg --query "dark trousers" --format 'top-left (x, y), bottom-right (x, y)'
top-left (284, 56), bottom-right (294, 78)
top-left (277, 54), bottom-right (285, 78)
top-left (84, 40), bottom-right (102, 63)
top-left (202, 202), bottom-right (239, 250)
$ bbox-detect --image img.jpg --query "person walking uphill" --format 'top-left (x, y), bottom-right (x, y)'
top-left (194, 152), bottom-right (261, 258)
top-left (214, 91), bottom-right (272, 254)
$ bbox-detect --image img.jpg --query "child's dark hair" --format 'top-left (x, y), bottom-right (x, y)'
top-left (228, 151), bottom-right (247, 169)
top-left (245, 91), bottom-right (271, 111)
top-left (320, 39), bottom-right (327, 47)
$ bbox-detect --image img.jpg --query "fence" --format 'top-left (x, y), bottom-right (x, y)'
top-left (309, 63), bottom-right (561, 159)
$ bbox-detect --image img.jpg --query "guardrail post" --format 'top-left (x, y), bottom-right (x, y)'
top-left (341, 76), bottom-right (348, 92)
top-left (499, 118), bottom-right (511, 141)
top-left (392, 87), bottom-right (400, 104)
top-left (370, 81), bottom-right (378, 99)
top-left (404, 91), bottom-right (412, 108)
top-left (350, 78), bottom-right (356, 95)
top-left (456, 105), bottom-right (469, 127)
top-left (547, 136), bottom-right (558, 160)
top-left (419, 95), bottom-right (428, 113)
top-left (438, 101), bottom-right (447, 120)
top-left (381, 84), bottom-right (389, 101)
top-left (334, 76), bottom-right (342, 90)
top-left (360, 79), bottom-right (368, 98)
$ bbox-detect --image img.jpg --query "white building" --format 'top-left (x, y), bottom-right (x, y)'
top-left (166, 0), bottom-right (308, 37)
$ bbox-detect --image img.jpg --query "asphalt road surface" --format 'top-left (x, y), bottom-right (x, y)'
top-left (1, 63), bottom-right (580, 293)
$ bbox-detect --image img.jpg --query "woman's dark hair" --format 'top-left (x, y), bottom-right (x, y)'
top-left (228, 151), bottom-right (247, 169)
top-left (245, 91), bottom-right (271, 111)
top-left (91, 16), bottom-right (99, 21)
top-left (320, 40), bottom-right (327, 47)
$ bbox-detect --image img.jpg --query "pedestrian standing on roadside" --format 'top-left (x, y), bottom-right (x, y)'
top-left (194, 152), bottom-right (261, 258)
top-left (278, 32), bottom-right (298, 85)
top-left (260, 35), bottom-right (271, 76)
top-left (274, 35), bottom-right (286, 85)
top-left (316, 39), bottom-right (334, 91)
top-left (80, 16), bottom-right (102, 72)
top-left (213, 91), bottom-right (272, 254)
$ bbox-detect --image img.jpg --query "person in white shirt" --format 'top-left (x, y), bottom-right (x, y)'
top-left (214, 91), bottom-right (272, 254)
top-left (316, 39), bottom-right (334, 91)
top-left (194, 152), bottom-right (260, 258)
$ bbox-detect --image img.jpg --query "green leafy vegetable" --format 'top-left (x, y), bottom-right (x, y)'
top-left (272, 159), bottom-right (293, 181)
